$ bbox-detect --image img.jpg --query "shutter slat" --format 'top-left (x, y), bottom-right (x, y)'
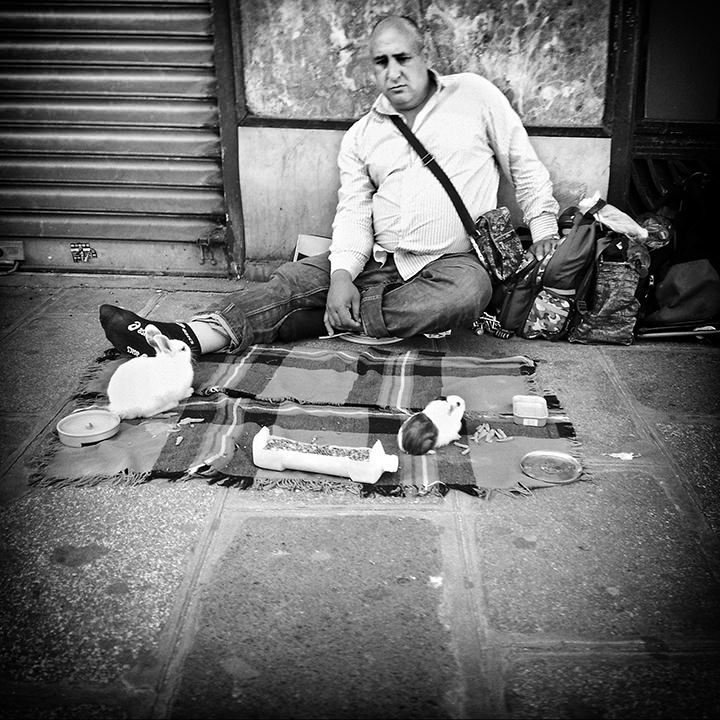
top-left (0, 155), bottom-right (222, 186)
top-left (0, 68), bottom-right (216, 98)
top-left (0, 6), bottom-right (212, 35)
top-left (3, 212), bottom-right (220, 243)
top-left (0, 37), bottom-right (214, 66)
top-left (0, 128), bottom-right (220, 157)
top-left (0, 185), bottom-right (225, 215)
top-left (0, 98), bottom-right (218, 127)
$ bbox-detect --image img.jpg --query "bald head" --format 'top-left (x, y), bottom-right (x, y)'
top-left (370, 15), bottom-right (425, 54)
top-left (369, 15), bottom-right (431, 114)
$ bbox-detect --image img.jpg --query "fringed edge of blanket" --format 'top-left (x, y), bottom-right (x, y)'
top-left (70, 347), bottom-right (122, 404)
top-left (26, 348), bottom-right (125, 487)
top-left (29, 467), bottom-right (153, 488)
top-left (27, 462), bottom-right (591, 496)
top-left (541, 382), bottom-right (593, 485)
top-left (169, 460), bottom-right (590, 499)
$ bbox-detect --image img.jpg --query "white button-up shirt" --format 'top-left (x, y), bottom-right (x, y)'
top-left (330, 71), bottom-right (559, 280)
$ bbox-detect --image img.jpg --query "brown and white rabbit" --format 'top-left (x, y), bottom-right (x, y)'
top-left (397, 395), bottom-right (465, 455)
top-left (107, 325), bottom-right (194, 419)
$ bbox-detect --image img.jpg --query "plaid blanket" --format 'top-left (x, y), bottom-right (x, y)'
top-left (32, 345), bottom-right (583, 497)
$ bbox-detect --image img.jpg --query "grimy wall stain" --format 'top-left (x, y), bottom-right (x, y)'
top-left (240, 0), bottom-right (609, 126)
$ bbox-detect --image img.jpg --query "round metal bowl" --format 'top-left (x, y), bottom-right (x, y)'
top-left (56, 408), bottom-right (121, 447)
top-left (520, 450), bottom-right (583, 484)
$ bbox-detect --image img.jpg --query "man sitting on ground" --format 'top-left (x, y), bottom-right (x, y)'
top-left (100, 14), bottom-right (559, 357)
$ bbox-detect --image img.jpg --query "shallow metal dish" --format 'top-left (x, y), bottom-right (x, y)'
top-left (519, 450), bottom-right (583, 484)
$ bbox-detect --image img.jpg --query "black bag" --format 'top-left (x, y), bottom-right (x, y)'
top-left (492, 207), bottom-right (608, 340)
top-left (634, 169), bottom-right (720, 337)
top-left (640, 259), bottom-right (720, 328)
top-left (389, 115), bottom-right (524, 283)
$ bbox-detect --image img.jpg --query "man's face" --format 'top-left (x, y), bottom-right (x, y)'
top-left (370, 25), bottom-right (430, 112)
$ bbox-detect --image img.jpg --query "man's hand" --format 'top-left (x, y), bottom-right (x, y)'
top-left (524, 234), bottom-right (561, 262)
top-left (324, 270), bottom-right (362, 335)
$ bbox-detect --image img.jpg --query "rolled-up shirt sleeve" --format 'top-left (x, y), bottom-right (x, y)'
top-left (482, 81), bottom-right (560, 241)
top-left (329, 125), bottom-right (376, 279)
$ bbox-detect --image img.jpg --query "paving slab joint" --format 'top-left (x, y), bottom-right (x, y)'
top-left (130, 489), bottom-right (230, 719)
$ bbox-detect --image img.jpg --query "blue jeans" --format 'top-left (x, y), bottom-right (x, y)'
top-left (193, 251), bottom-right (491, 354)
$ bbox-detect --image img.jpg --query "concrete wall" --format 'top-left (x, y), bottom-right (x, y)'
top-left (238, 127), bottom-right (610, 278)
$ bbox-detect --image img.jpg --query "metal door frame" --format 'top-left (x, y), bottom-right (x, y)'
top-left (606, 0), bottom-right (720, 212)
top-left (211, 0), bottom-right (246, 277)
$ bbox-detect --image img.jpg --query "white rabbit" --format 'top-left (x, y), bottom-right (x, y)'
top-left (107, 325), bottom-right (194, 419)
top-left (397, 395), bottom-right (465, 455)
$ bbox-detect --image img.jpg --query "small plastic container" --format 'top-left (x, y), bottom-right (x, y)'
top-left (57, 408), bottom-right (120, 447)
top-left (512, 395), bottom-right (548, 427)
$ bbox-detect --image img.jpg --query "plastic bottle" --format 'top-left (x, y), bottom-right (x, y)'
top-left (252, 426), bottom-right (399, 484)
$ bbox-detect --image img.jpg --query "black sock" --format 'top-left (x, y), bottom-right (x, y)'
top-left (99, 304), bottom-right (201, 357)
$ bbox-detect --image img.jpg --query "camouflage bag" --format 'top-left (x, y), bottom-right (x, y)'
top-left (470, 207), bottom-right (526, 283)
top-left (522, 288), bottom-right (574, 340)
top-left (567, 260), bottom-right (642, 345)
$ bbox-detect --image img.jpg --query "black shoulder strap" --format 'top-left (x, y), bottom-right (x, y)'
top-left (389, 114), bottom-right (477, 238)
top-left (574, 220), bottom-right (613, 316)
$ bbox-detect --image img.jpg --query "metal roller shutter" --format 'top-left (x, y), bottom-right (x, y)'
top-left (0, 0), bottom-right (232, 275)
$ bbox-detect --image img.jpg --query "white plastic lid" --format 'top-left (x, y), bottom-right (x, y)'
top-left (512, 395), bottom-right (548, 419)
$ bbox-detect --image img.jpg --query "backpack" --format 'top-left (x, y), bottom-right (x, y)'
top-left (490, 206), bottom-right (609, 340)
top-left (567, 235), bottom-right (648, 345)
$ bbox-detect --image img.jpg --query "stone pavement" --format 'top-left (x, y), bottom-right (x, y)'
top-left (1, 271), bottom-right (719, 719)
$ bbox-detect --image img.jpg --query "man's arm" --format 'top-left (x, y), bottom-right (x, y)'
top-left (329, 125), bottom-right (376, 279)
top-left (325, 125), bottom-right (376, 333)
top-left (481, 81), bottom-right (560, 260)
